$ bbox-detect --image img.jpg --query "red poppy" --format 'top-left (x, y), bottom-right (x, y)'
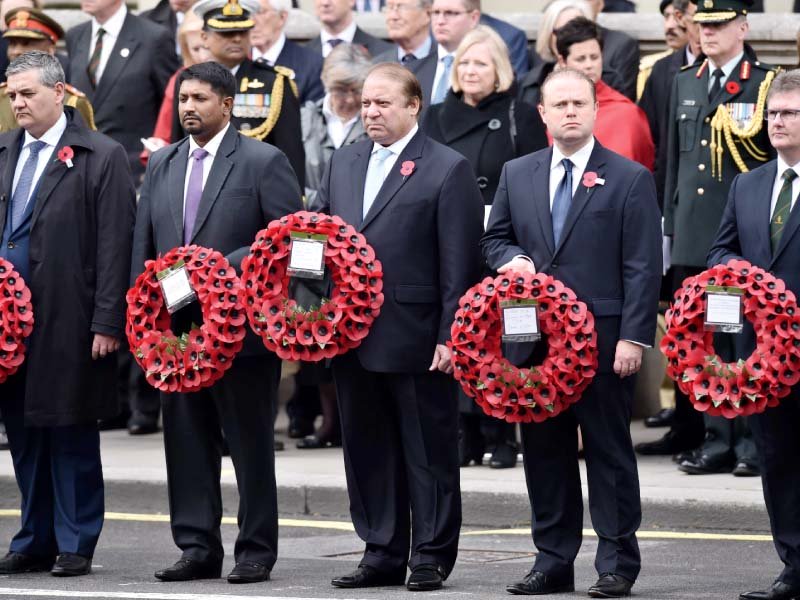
top-left (400, 160), bottom-right (415, 177)
top-left (725, 81), bottom-right (740, 94)
top-left (0, 258), bottom-right (33, 382)
top-left (57, 145), bottom-right (74, 164)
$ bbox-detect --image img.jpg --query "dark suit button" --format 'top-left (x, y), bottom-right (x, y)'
top-left (551, 262), bottom-right (558, 269)
top-left (6, 242), bottom-right (14, 249)
top-left (476, 176), bottom-right (488, 189)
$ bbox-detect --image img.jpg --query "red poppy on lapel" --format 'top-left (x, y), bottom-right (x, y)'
top-left (582, 171), bottom-right (604, 188)
top-left (725, 81), bottom-right (741, 95)
top-left (57, 146), bottom-right (74, 168)
top-left (400, 160), bottom-right (415, 177)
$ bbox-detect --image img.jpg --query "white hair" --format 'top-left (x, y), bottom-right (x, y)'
top-left (262, 0), bottom-right (291, 13)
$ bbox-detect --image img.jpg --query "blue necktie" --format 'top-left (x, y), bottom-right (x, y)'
top-left (363, 147), bottom-right (393, 218)
top-left (10, 140), bottom-right (46, 229)
top-left (551, 158), bottom-right (573, 245)
top-left (432, 54), bottom-right (453, 104)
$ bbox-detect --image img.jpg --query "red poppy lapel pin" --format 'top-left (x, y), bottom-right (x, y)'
top-left (725, 81), bottom-right (740, 95)
top-left (57, 146), bottom-right (74, 169)
top-left (582, 171), bottom-right (604, 188)
top-left (400, 160), bottom-right (415, 179)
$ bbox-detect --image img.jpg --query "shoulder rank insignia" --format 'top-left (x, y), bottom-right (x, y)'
top-left (696, 59), bottom-right (708, 78)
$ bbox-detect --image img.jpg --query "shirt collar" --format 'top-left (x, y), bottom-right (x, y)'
top-left (776, 155), bottom-right (800, 181)
top-left (255, 32), bottom-right (286, 65)
top-left (685, 46), bottom-right (696, 65)
top-left (709, 50), bottom-right (744, 78)
top-left (371, 123), bottom-right (418, 157)
top-left (188, 123), bottom-right (230, 159)
top-left (24, 112), bottom-right (67, 149)
top-left (437, 43), bottom-right (452, 61)
top-left (321, 20), bottom-right (356, 45)
top-left (398, 35), bottom-right (431, 61)
top-left (92, 2), bottom-right (127, 39)
top-left (550, 137), bottom-right (595, 173)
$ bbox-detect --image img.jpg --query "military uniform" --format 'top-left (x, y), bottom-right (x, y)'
top-left (0, 82), bottom-right (95, 132)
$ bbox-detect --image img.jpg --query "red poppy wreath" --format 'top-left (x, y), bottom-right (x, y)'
top-left (0, 257), bottom-right (33, 384)
top-left (126, 246), bottom-right (246, 393)
top-left (449, 271), bottom-right (598, 423)
top-left (661, 259), bottom-right (800, 418)
top-left (240, 211), bottom-right (384, 361)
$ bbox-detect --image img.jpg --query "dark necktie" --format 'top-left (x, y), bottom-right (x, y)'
top-left (708, 68), bottom-right (724, 103)
top-left (10, 140), bottom-right (46, 229)
top-left (551, 158), bottom-right (573, 246)
top-left (184, 147), bottom-right (209, 243)
top-left (771, 168), bottom-right (797, 254)
top-left (328, 38), bottom-right (343, 50)
top-left (87, 27), bottom-right (105, 89)
top-left (401, 53), bottom-right (415, 64)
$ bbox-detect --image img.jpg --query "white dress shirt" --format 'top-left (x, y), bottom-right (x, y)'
top-left (770, 156), bottom-right (800, 217)
top-left (183, 123), bottom-right (230, 216)
top-left (549, 137), bottom-right (595, 209)
top-left (685, 47), bottom-right (696, 66)
top-left (320, 20), bottom-right (357, 57)
top-left (89, 2), bottom-right (127, 85)
top-left (368, 124), bottom-right (418, 183)
top-left (12, 113), bottom-right (67, 209)
top-left (707, 51), bottom-right (744, 94)
top-left (431, 44), bottom-right (453, 102)
top-left (323, 94), bottom-right (359, 149)
top-left (252, 32), bottom-right (286, 65)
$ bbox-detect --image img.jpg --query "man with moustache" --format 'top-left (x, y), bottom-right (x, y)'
top-left (132, 61), bottom-right (302, 583)
top-left (319, 63), bottom-right (483, 591)
top-left (636, 0), bottom-right (690, 102)
top-left (708, 68), bottom-right (800, 600)
top-left (483, 68), bottom-right (661, 597)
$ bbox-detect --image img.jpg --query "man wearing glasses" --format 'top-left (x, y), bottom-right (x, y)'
top-left (708, 69), bottom-right (800, 600)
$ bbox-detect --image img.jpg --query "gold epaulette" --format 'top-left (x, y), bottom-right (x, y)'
top-left (65, 83), bottom-right (86, 98)
top-left (274, 65), bottom-right (299, 99)
top-left (637, 49), bottom-right (673, 101)
top-left (239, 70), bottom-right (285, 142)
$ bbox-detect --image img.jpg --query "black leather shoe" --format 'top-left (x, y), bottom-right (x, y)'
top-left (588, 573), bottom-right (633, 598)
top-left (407, 564), bottom-right (444, 591)
top-left (672, 449), bottom-right (694, 464)
top-left (740, 580), bottom-right (800, 599)
top-left (679, 451), bottom-right (735, 474)
top-left (288, 417), bottom-right (314, 439)
top-left (331, 565), bottom-right (406, 588)
top-left (51, 553), bottom-right (91, 577)
top-left (0, 425), bottom-right (9, 451)
top-left (506, 569), bottom-right (574, 595)
top-left (635, 430), bottom-right (698, 456)
top-left (0, 551), bottom-right (53, 574)
top-left (155, 558), bottom-right (222, 581)
top-left (296, 434), bottom-right (342, 449)
top-left (127, 412), bottom-right (159, 435)
top-left (644, 408), bottom-right (675, 428)
top-left (733, 460), bottom-right (760, 477)
top-left (227, 561), bottom-right (270, 583)
top-left (490, 442), bottom-right (518, 469)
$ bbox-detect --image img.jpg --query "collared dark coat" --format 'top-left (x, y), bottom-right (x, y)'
top-left (422, 90), bottom-right (547, 204)
top-left (0, 109), bottom-right (136, 426)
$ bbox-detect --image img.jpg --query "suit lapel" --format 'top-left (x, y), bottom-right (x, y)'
top-left (70, 25), bottom-right (94, 100)
top-left (168, 139), bottom-right (189, 242)
top-left (553, 144), bottom-right (607, 256)
top-left (359, 131), bottom-right (425, 232)
top-left (189, 127), bottom-right (237, 243)
top-left (531, 148), bottom-right (555, 256)
top-left (758, 163), bottom-right (776, 263)
top-left (92, 14), bottom-right (140, 109)
top-left (0, 130), bottom-right (23, 235)
top-left (347, 142), bottom-right (370, 228)
top-left (771, 167), bottom-right (800, 265)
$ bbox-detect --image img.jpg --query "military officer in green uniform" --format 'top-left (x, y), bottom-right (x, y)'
top-left (170, 0), bottom-right (304, 185)
top-left (663, 0), bottom-right (777, 476)
top-left (0, 7), bottom-right (95, 132)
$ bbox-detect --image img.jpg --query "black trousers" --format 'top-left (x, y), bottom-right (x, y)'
top-left (332, 352), bottom-right (461, 577)
top-left (748, 391), bottom-right (800, 586)
top-left (161, 355), bottom-right (280, 568)
top-left (520, 374), bottom-right (641, 583)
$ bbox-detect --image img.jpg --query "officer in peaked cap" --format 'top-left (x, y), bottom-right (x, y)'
top-left (170, 0), bottom-right (305, 185)
top-left (653, 0), bottom-right (778, 474)
top-left (0, 8), bottom-right (96, 132)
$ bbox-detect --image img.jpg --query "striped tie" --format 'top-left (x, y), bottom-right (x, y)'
top-left (87, 28), bottom-right (105, 89)
top-left (770, 168), bottom-right (797, 254)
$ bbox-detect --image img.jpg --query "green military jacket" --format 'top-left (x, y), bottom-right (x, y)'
top-left (664, 47), bottom-right (778, 267)
top-left (0, 82), bottom-right (96, 133)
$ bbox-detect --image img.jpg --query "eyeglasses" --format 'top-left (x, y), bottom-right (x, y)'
top-left (431, 9), bottom-right (469, 19)
top-left (765, 109), bottom-right (800, 122)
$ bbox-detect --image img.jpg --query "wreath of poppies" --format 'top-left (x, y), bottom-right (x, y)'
top-left (0, 257), bottom-right (33, 384)
top-left (126, 246), bottom-right (246, 393)
top-left (241, 211), bottom-right (384, 361)
top-left (449, 271), bottom-right (598, 423)
top-left (661, 259), bottom-right (800, 418)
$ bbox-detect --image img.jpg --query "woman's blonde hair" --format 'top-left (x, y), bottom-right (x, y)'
top-left (536, 0), bottom-right (592, 62)
top-left (450, 25), bottom-right (514, 95)
top-left (178, 10), bottom-right (205, 68)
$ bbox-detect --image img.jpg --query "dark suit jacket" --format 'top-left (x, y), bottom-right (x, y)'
top-left (66, 12), bottom-right (179, 177)
top-left (0, 109), bottom-right (135, 425)
top-left (130, 124), bottom-right (303, 356)
top-left (140, 0), bottom-right (178, 44)
top-left (371, 35), bottom-right (435, 64)
top-left (409, 50), bottom-right (436, 106)
top-left (600, 26), bottom-right (640, 101)
top-left (482, 141), bottom-right (662, 372)
top-left (480, 13), bottom-right (530, 78)
top-left (273, 39), bottom-right (324, 103)
top-left (305, 25), bottom-right (392, 59)
top-left (708, 161), bottom-right (800, 356)
top-left (317, 129), bottom-right (483, 373)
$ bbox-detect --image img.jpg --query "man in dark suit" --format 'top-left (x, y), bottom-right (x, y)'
top-left (66, 0), bottom-right (179, 179)
top-left (251, 0), bottom-right (324, 103)
top-left (0, 51), bottom-right (135, 577)
top-left (372, 0), bottom-right (433, 64)
top-left (307, 0), bottom-right (392, 58)
top-left (140, 0), bottom-right (195, 57)
top-left (708, 69), bottom-right (800, 600)
top-left (479, 13), bottom-right (529, 78)
top-left (586, 0), bottom-right (639, 99)
top-left (483, 68), bottom-right (661, 598)
top-left (319, 62), bottom-right (483, 592)
top-left (663, 0), bottom-right (776, 476)
top-left (131, 61), bottom-right (303, 584)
